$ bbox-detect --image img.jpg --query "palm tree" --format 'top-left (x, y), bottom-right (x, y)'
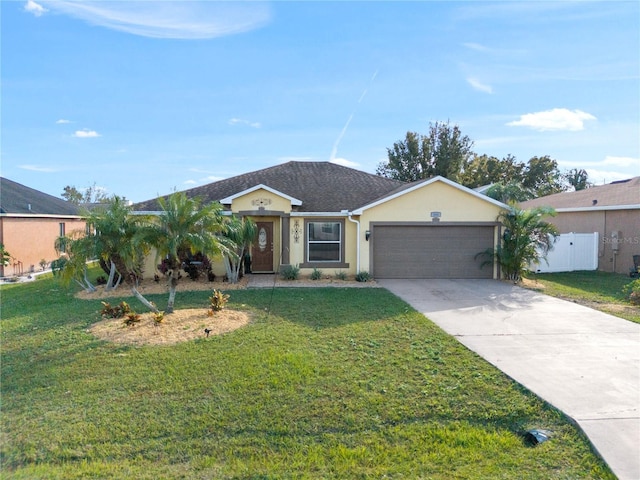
top-left (86, 196), bottom-right (149, 291)
top-left (143, 192), bottom-right (235, 313)
top-left (222, 215), bottom-right (257, 284)
top-left (477, 205), bottom-right (559, 282)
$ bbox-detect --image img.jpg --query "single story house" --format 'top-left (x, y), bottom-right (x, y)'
top-left (135, 161), bottom-right (508, 279)
top-left (0, 177), bottom-right (86, 277)
top-left (520, 177), bottom-right (640, 275)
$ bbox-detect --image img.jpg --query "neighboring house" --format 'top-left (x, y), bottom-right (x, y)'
top-left (520, 177), bottom-right (640, 275)
top-left (135, 161), bottom-right (507, 279)
top-left (0, 178), bottom-right (86, 277)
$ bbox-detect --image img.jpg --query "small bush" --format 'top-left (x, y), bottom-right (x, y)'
top-left (152, 311), bottom-right (165, 324)
top-left (96, 275), bottom-right (108, 285)
top-left (280, 264), bottom-right (300, 280)
top-left (334, 270), bottom-right (348, 281)
top-left (310, 268), bottom-right (322, 280)
top-left (209, 289), bottom-right (230, 312)
top-left (123, 311), bottom-right (141, 326)
top-left (355, 271), bottom-right (371, 282)
top-left (101, 301), bottom-right (132, 319)
top-left (623, 279), bottom-right (640, 305)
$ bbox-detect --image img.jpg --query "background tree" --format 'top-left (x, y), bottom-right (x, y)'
top-left (522, 156), bottom-right (564, 197)
top-left (62, 183), bottom-right (112, 204)
top-left (564, 168), bottom-right (591, 191)
top-left (476, 206), bottom-right (559, 282)
top-left (460, 154), bottom-right (525, 189)
top-left (143, 192), bottom-right (235, 314)
top-left (376, 121), bottom-right (474, 182)
top-left (222, 215), bottom-right (257, 284)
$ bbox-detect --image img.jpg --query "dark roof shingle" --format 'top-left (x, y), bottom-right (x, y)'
top-left (0, 178), bottom-right (81, 216)
top-left (134, 161), bottom-right (405, 212)
top-left (520, 177), bottom-right (640, 209)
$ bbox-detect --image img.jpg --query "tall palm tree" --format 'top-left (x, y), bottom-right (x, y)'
top-left (143, 192), bottom-right (235, 313)
top-left (477, 205), bottom-right (559, 282)
top-left (222, 215), bottom-right (257, 283)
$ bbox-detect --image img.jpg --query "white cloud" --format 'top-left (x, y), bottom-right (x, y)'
top-left (73, 129), bottom-right (101, 138)
top-left (507, 108), bottom-right (596, 131)
top-left (19, 164), bottom-right (57, 172)
top-left (38, 1), bottom-right (271, 39)
top-left (603, 156), bottom-right (640, 168)
top-left (585, 168), bottom-right (636, 186)
top-left (228, 118), bottom-right (261, 128)
top-left (467, 77), bottom-right (493, 94)
top-left (56, 119), bottom-right (71, 124)
top-left (330, 158), bottom-right (360, 168)
top-left (24, 0), bottom-right (47, 16)
top-left (183, 180), bottom-right (198, 185)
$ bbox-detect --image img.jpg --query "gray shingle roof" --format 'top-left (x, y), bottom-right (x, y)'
top-left (0, 177), bottom-right (81, 216)
top-left (134, 161), bottom-right (406, 213)
top-left (520, 177), bottom-right (640, 209)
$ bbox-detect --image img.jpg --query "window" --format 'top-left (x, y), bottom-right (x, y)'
top-left (307, 221), bottom-right (341, 262)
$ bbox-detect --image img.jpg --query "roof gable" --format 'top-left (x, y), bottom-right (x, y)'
top-left (219, 184), bottom-right (303, 206)
top-left (353, 176), bottom-right (508, 214)
top-left (0, 177), bottom-right (81, 216)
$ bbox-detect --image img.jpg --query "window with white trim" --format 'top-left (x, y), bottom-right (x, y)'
top-left (307, 221), bottom-right (341, 262)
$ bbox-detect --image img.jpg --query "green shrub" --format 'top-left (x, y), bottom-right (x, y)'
top-left (355, 271), bottom-right (371, 282)
top-left (623, 279), bottom-right (640, 305)
top-left (123, 311), bottom-right (141, 326)
top-left (280, 264), bottom-right (300, 280)
top-left (334, 270), bottom-right (348, 281)
top-left (310, 268), bottom-right (322, 280)
top-left (101, 301), bottom-right (132, 319)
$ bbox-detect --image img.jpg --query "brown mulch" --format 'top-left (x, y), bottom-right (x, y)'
top-left (89, 308), bottom-right (251, 346)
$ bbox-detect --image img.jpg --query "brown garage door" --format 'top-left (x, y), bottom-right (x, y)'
top-left (372, 225), bottom-right (495, 279)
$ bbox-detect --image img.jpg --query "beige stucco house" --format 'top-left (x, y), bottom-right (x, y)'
top-left (520, 177), bottom-right (640, 275)
top-left (135, 162), bottom-right (507, 279)
top-left (0, 178), bottom-right (86, 277)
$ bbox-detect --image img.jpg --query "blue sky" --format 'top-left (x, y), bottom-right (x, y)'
top-left (2, 0), bottom-right (639, 203)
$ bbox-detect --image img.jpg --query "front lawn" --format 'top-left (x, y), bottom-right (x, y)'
top-left (1, 276), bottom-right (614, 479)
top-left (523, 270), bottom-right (640, 323)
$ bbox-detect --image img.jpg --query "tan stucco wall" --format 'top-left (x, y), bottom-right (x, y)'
top-left (358, 181), bottom-right (504, 274)
top-left (549, 209), bottom-right (640, 274)
top-left (0, 216), bottom-right (86, 277)
top-left (229, 189), bottom-right (293, 214)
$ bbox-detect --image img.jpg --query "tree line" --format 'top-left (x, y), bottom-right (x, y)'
top-left (376, 121), bottom-right (591, 202)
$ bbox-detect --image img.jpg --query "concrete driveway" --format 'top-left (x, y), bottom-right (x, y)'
top-left (378, 279), bottom-right (640, 480)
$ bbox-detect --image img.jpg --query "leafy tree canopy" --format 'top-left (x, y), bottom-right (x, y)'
top-left (377, 123), bottom-right (590, 199)
top-left (376, 121), bottom-right (474, 183)
top-left (62, 183), bottom-right (114, 204)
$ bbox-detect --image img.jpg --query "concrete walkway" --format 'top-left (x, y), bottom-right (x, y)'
top-left (378, 279), bottom-right (640, 480)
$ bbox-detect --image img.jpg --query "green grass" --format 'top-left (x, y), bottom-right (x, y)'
top-left (1, 275), bottom-right (614, 479)
top-left (524, 270), bottom-right (640, 323)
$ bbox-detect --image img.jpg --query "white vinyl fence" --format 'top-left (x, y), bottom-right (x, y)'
top-left (530, 232), bottom-right (599, 273)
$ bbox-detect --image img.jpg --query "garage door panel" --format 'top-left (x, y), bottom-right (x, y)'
top-left (373, 225), bottom-right (494, 279)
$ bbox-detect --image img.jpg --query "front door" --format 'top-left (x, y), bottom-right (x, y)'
top-left (252, 222), bottom-right (274, 272)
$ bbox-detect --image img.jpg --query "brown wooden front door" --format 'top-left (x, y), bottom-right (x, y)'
top-left (252, 221), bottom-right (274, 272)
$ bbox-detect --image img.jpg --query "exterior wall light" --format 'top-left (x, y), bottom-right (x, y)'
top-left (365, 230), bottom-right (371, 241)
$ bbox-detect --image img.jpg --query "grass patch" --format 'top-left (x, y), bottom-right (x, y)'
top-left (524, 270), bottom-right (640, 323)
top-left (1, 275), bottom-right (614, 478)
